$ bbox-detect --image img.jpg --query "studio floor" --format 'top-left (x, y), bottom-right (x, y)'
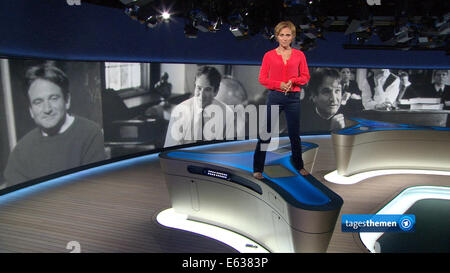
top-left (0, 135), bottom-right (448, 253)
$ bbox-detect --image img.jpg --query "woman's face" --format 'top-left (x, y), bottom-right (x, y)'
top-left (277, 27), bottom-right (293, 47)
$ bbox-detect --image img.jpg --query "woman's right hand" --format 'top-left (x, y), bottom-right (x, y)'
top-left (280, 80), bottom-right (292, 92)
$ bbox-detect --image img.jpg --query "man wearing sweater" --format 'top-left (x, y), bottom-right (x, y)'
top-left (2, 64), bottom-right (105, 189)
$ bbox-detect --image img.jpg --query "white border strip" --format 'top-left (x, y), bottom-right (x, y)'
top-left (359, 186), bottom-right (450, 253)
top-left (156, 208), bottom-right (269, 253)
top-left (324, 169), bottom-right (450, 185)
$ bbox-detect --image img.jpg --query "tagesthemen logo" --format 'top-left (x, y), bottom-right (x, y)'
top-left (399, 215), bottom-right (414, 231)
top-left (341, 214), bottom-right (415, 232)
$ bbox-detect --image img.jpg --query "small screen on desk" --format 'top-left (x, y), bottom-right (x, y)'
top-left (205, 169), bottom-right (230, 180)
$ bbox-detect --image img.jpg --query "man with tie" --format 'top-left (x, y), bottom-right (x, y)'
top-left (420, 70), bottom-right (450, 109)
top-left (164, 66), bottom-right (235, 147)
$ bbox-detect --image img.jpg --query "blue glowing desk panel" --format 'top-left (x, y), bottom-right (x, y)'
top-left (159, 138), bottom-right (343, 253)
top-left (333, 119), bottom-right (450, 176)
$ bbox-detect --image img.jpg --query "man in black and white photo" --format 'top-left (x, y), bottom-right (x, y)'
top-left (302, 68), bottom-right (348, 133)
top-left (395, 71), bottom-right (419, 104)
top-left (164, 66), bottom-right (236, 147)
top-left (340, 68), bottom-right (363, 114)
top-left (3, 63), bottom-right (106, 188)
top-left (420, 70), bottom-right (450, 109)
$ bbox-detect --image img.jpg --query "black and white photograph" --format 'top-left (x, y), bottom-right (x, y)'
top-left (301, 67), bottom-right (450, 133)
top-left (1, 57), bottom-right (449, 190)
top-left (0, 59), bottom-right (105, 189)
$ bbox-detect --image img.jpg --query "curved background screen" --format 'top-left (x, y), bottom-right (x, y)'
top-left (1, 57), bottom-right (449, 192)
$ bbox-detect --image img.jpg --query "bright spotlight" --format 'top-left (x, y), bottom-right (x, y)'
top-left (161, 11), bottom-right (170, 20)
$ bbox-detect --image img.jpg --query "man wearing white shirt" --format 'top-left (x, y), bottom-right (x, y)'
top-left (164, 66), bottom-right (235, 147)
top-left (361, 69), bottom-right (400, 110)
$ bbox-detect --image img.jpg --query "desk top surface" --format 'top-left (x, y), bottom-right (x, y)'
top-left (160, 138), bottom-right (342, 210)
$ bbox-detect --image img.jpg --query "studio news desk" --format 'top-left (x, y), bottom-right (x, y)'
top-left (159, 138), bottom-right (343, 253)
top-left (332, 118), bottom-right (450, 176)
top-left (357, 109), bottom-right (450, 127)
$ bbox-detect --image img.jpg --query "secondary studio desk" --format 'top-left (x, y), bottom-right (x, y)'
top-left (159, 139), bottom-right (343, 253)
top-left (333, 119), bottom-right (450, 176)
top-left (356, 109), bottom-right (450, 127)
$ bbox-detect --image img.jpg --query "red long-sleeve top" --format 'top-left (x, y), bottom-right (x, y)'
top-left (258, 48), bottom-right (310, 92)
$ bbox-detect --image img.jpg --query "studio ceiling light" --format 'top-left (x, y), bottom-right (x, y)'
top-left (89, 0), bottom-right (449, 52)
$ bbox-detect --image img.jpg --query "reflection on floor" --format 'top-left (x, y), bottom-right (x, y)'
top-left (0, 135), bottom-right (448, 253)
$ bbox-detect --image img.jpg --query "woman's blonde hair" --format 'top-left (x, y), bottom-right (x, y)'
top-left (274, 21), bottom-right (296, 40)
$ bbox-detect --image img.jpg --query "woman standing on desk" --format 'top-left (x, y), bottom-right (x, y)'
top-left (253, 21), bottom-right (310, 179)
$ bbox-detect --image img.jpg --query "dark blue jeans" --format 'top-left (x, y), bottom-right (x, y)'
top-left (253, 90), bottom-right (303, 173)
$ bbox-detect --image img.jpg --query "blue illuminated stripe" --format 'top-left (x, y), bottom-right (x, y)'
top-left (0, 154), bottom-right (159, 205)
top-left (337, 118), bottom-right (450, 135)
top-left (0, 137), bottom-right (329, 205)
